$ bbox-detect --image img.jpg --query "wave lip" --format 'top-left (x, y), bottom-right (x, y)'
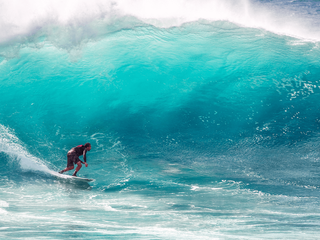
top-left (1, 0), bottom-right (320, 44)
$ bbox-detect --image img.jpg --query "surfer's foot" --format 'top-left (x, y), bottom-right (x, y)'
top-left (72, 171), bottom-right (77, 177)
top-left (58, 170), bottom-right (64, 174)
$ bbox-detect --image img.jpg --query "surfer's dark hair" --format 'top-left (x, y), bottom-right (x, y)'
top-left (84, 143), bottom-right (91, 148)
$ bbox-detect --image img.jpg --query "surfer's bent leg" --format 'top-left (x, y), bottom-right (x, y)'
top-left (59, 153), bottom-right (76, 174)
top-left (72, 160), bottom-right (82, 177)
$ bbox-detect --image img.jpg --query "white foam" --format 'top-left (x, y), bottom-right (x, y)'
top-left (0, 200), bottom-right (9, 207)
top-left (191, 185), bottom-right (199, 190)
top-left (0, 208), bottom-right (8, 215)
top-left (103, 204), bottom-right (118, 211)
top-left (0, 124), bottom-right (51, 173)
top-left (0, 0), bottom-right (319, 44)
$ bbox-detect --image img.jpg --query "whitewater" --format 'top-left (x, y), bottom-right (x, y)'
top-left (1, 0), bottom-right (320, 239)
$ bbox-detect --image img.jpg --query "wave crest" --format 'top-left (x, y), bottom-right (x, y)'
top-left (1, 0), bottom-right (320, 45)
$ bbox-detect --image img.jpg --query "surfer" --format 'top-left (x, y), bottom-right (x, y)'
top-left (59, 143), bottom-right (91, 177)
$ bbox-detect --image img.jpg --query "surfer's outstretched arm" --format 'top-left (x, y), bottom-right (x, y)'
top-left (83, 149), bottom-right (89, 167)
top-left (79, 160), bottom-right (88, 167)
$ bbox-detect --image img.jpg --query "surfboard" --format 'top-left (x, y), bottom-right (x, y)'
top-left (69, 176), bottom-right (94, 182)
top-left (50, 171), bottom-right (94, 182)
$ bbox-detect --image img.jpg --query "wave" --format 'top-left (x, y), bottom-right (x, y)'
top-left (1, 2), bottom-right (320, 238)
top-left (1, 20), bottom-right (320, 148)
top-left (1, 0), bottom-right (320, 46)
top-left (0, 1), bottom-right (320, 195)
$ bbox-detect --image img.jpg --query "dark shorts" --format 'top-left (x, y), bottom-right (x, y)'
top-left (67, 153), bottom-right (81, 167)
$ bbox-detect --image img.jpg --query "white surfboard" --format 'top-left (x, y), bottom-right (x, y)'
top-left (68, 175), bottom-right (94, 182)
top-left (50, 170), bottom-right (94, 182)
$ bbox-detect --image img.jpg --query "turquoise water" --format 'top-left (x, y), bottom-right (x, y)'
top-left (1, 0), bottom-right (320, 239)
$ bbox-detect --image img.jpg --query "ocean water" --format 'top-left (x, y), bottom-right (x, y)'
top-left (1, 0), bottom-right (320, 239)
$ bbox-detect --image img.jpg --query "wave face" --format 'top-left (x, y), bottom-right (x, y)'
top-left (1, 0), bottom-right (320, 239)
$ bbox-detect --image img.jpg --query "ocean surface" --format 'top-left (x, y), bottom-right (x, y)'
top-left (1, 0), bottom-right (320, 239)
